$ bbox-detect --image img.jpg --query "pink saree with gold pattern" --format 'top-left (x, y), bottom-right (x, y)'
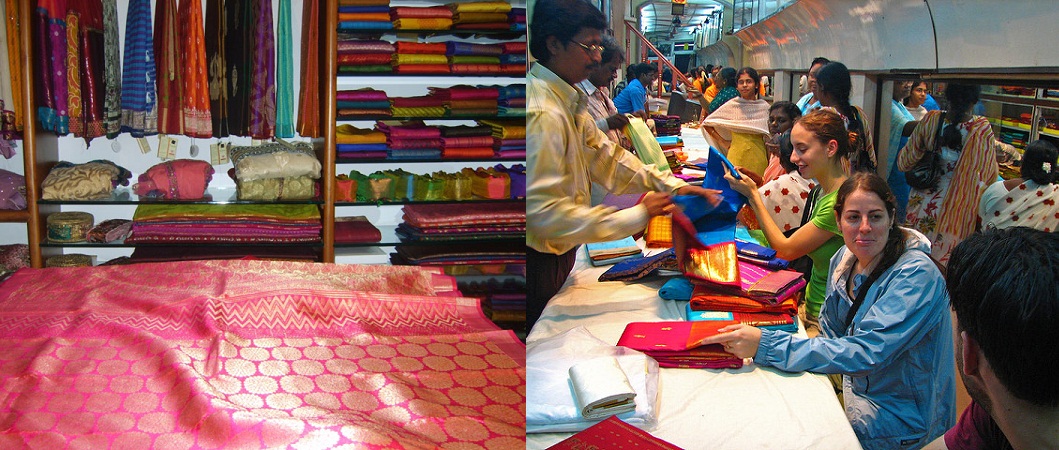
top-left (0, 260), bottom-right (525, 448)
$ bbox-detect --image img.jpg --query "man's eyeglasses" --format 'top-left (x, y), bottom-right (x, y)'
top-left (572, 40), bottom-right (604, 54)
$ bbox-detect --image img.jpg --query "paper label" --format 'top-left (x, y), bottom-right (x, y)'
top-left (211, 142), bottom-right (230, 165)
top-left (157, 134), bottom-right (177, 160)
top-left (136, 137), bottom-right (151, 154)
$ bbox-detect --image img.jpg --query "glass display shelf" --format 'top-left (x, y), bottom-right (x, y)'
top-left (335, 197), bottom-right (524, 206)
top-left (37, 186), bottom-right (324, 205)
top-left (41, 239), bottom-right (324, 248)
top-left (334, 226), bottom-right (524, 248)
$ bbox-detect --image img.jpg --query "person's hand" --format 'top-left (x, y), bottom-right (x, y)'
top-left (641, 191), bottom-right (674, 217)
top-left (605, 113), bottom-right (630, 131)
top-left (724, 165), bottom-right (759, 198)
top-left (631, 110), bottom-right (649, 121)
top-left (676, 185), bottom-right (723, 208)
top-left (695, 323), bottom-right (762, 359)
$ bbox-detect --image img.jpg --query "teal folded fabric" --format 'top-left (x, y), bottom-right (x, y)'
top-left (658, 276), bottom-right (694, 301)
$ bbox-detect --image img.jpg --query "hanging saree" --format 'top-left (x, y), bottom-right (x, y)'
top-left (225, 0), bottom-right (251, 136)
top-left (101, 0), bottom-right (120, 138)
top-left (0, 0), bottom-right (13, 144)
top-left (120, 0), bottom-right (157, 137)
top-left (3, 0), bottom-right (22, 139)
top-left (296, 0), bottom-right (319, 137)
top-left (179, 0), bottom-right (212, 138)
top-left (66, 0), bottom-right (105, 143)
top-left (274, 0), bottom-right (293, 138)
top-left (248, 0), bottom-right (276, 139)
top-left (154, 0), bottom-right (183, 135)
top-left (35, 0), bottom-right (70, 135)
top-left (205, 0), bottom-right (228, 138)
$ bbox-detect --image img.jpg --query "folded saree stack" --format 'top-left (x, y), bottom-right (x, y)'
top-left (429, 84), bottom-right (499, 117)
top-left (447, 1), bottom-right (511, 30)
top-left (336, 123), bottom-right (388, 159)
top-left (377, 120), bottom-right (442, 159)
top-left (336, 0), bottom-right (392, 31)
top-left (336, 39), bottom-right (394, 75)
top-left (228, 141), bottom-right (322, 201)
top-left (392, 41), bottom-right (449, 75)
top-left (389, 5), bottom-right (453, 30)
top-left (496, 83), bottom-right (526, 117)
top-left (390, 95), bottom-right (446, 118)
top-left (125, 203), bottom-right (322, 244)
top-left (396, 202), bottom-right (525, 243)
top-left (509, 7), bottom-right (527, 32)
top-left (336, 88), bottom-right (390, 118)
top-left (478, 118), bottom-right (526, 158)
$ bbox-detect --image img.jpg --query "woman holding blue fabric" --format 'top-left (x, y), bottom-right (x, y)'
top-left (702, 172), bottom-right (956, 450)
top-left (723, 108), bottom-right (850, 334)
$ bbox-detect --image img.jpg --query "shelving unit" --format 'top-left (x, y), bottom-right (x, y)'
top-left (980, 86), bottom-right (1059, 152)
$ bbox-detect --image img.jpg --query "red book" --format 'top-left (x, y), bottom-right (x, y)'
top-left (547, 416), bottom-right (682, 450)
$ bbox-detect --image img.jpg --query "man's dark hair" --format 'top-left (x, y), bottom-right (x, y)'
top-left (529, 0), bottom-right (607, 63)
top-left (636, 62), bottom-right (657, 79)
top-left (600, 34), bottom-right (624, 66)
top-left (810, 56), bottom-right (830, 69)
top-left (718, 67), bottom-right (737, 87)
top-left (947, 227), bottom-right (1059, 407)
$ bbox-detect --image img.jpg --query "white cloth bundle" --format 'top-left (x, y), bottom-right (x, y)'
top-left (526, 326), bottom-right (659, 433)
top-left (569, 356), bottom-right (637, 420)
top-left (700, 97), bottom-right (770, 146)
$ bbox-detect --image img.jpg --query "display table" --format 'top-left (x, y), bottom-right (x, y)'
top-left (527, 128), bottom-right (862, 449)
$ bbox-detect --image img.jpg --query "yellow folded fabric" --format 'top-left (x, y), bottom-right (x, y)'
top-left (393, 54), bottom-right (449, 65)
top-left (391, 106), bottom-right (446, 118)
top-left (336, 124), bottom-right (386, 144)
top-left (645, 215), bottom-right (672, 248)
top-left (479, 119), bottom-right (526, 139)
top-left (448, 1), bottom-right (511, 13)
top-left (393, 18), bottom-right (453, 30)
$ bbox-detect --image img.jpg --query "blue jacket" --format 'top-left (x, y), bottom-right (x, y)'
top-left (754, 228), bottom-right (956, 449)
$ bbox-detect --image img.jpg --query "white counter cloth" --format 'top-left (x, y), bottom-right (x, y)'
top-left (526, 217), bottom-right (863, 450)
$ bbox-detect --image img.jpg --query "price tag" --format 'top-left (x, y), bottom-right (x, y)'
top-left (136, 137), bottom-right (151, 154)
top-left (157, 134), bottom-right (177, 160)
top-left (211, 142), bottom-right (230, 165)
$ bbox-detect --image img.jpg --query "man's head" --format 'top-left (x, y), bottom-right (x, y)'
top-left (587, 35), bottom-right (625, 88)
top-left (529, 0), bottom-right (608, 84)
top-left (892, 80), bottom-right (913, 102)
top-left (636, 62), bottom-right (658, 85)
top-left (947, 227), bottom-right (1059, 413)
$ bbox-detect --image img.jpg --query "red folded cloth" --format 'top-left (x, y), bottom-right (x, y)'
top-left (393, 64), bottom-right (450, 74)
top-left (389, 6), bottom-right (452, 19)
top-left (500, 42), bottom-right (526, 54)
top-left (334, 216), bottom-right (383, 243)
top-left (393, 41), bottom-right (446, 54)
top-left (390, 96), bottom-right (445, 108)
top-left (337, 53), bottom-right (393, 65)
top-left (442, 147), bottom-right (495, 158)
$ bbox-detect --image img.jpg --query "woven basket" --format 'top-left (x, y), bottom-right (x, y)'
top-left (45, 254), bottom-right (93, 268)
top-left (47, 212), bottom-right (94, 243)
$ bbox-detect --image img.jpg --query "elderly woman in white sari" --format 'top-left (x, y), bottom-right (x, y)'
top-left (979, 139), bottom-right (1059, 232)
top-left (701, 67), bottom-right (771, 177)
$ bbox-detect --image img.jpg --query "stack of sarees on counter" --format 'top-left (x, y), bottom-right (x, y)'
top-left (684, 242), bottom-right (804, 333)
top-left (395, 202), bottom-right (524, 242)
top-left (336, 88), bottom-right (390, 119)
top-left (392, 41), bottom-right (448, 75)
top-left (337, 0), bottom-right (392, 31)
top-left (336, 39), bottom-right (394, 75)
top-left (389, 4), bottom-right (452, 30)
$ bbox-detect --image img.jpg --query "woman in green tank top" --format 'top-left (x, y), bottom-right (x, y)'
top-left (725, 108), bottom-right (857, 334)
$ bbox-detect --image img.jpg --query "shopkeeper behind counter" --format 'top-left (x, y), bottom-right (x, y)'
top-left (525, 0), bottom-right (720, 331)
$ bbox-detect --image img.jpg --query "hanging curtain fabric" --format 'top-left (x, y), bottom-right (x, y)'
top-left (179, 0), bottom-right (212, 138)
top-left (66, 0), bottom-right (105, 143)
top-left (248, 0), bottom-right (276, 139)
top-left (205, 0), bottom-right (228, 138)
top-left (274, 0), bottom-right (294, 138)
top-left (154, 0), bottom-right (183, 135)
top-left (4, 0), bottom-right (22, 140)
top-left (101, 0), bottom-right (120, 138)
top-left (296, 0), bottom-right (319, 137)
top-left (225, 0), bottom-right (251, 136)
top-left (119, 0), bottom-right (157, 137)
top-left (35, 0), bottom-right (70, 135)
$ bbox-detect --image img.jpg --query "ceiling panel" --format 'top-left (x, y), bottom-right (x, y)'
top-left (638, 0), bottom-right (722, 43)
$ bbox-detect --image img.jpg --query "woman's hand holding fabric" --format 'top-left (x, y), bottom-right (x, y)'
top-left (696, 324), bottom-right (762, 359)
top-left (724, 165), bottom-right (760, 198)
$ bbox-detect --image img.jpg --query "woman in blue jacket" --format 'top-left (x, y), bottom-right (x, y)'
top-left (703, 172), bottom-right (956, 449)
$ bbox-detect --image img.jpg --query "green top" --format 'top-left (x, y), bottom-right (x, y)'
top-left (805, 188), bottom-right (844, 318)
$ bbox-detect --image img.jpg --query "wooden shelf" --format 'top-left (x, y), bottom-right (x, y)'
top-left (0, 209), bottom-right (29, 223)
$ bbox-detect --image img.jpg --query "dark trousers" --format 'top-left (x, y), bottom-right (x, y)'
top-left (526, 245), bottom-right (579, 332)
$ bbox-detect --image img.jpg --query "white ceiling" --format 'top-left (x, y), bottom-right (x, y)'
top-left (638, 0), bottom-right (723, 43)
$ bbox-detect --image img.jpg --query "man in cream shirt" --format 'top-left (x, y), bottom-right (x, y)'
top-left (527, 0), bottom-right (720, 330)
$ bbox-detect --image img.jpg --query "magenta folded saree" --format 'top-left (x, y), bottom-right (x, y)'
top-left (0, 260), bottom-right (525, 448)
top-left (402, 202), bottom-right (524, 228)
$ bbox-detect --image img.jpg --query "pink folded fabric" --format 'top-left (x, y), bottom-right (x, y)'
top-left (402, 202), bottom-right (524, 227)
top-left (441, 136), bottom-right (494, 148)
top-left (390, 6), bottom-right (452, 19)
top-left (387, 138), bottom-right (442, 149)
top-left (428, 86), bottom-right (499, 100)
top-left (337, 89), bottom-right (389, 102)
top-left (337, 54), bottom-right (393, 65)
top-left (390, 96), bottom-right (444, 108)
top-left (133, 159), bottom-right (214, 199)
top-left (337, 39), bottom-right (395, 54)
top-left (375, 121), bottom-right (442, 138)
